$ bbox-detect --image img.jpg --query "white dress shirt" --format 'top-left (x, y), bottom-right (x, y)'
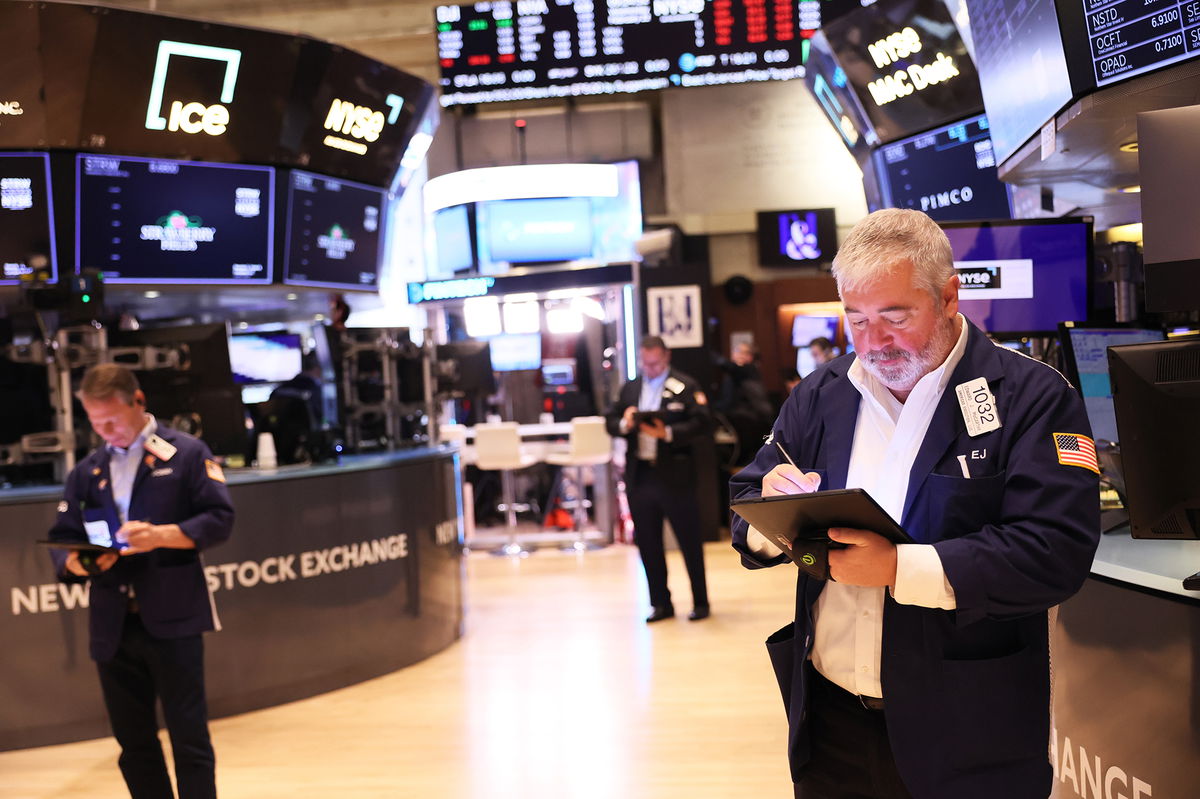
top-left (107, 415), bottom-right (156, 525)
top-left (811, 316), bottom-right (968, 698)
top-left (619, 371), bottom-right (670, 461)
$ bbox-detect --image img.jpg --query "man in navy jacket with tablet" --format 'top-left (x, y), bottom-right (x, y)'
top-left (730, 209), bottom-right (1100, 799)
top-left (49, 363), bottom-right (233, 799)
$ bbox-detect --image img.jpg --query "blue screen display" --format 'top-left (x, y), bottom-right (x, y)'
top-left (943, 219), bottom-right (1092, 335)
top-left (488, 333), bottom-right (542, 372)
top-left (0, 152), bottom-right (56, 284)
top-left (1064, 327), bottom-right (1164, 443)
top-left (434, 204), bottom-right (474, 274)
top-left (480, 197), bottom-right (593, 264)
top-left (758, 208), bottom-right (838, 267)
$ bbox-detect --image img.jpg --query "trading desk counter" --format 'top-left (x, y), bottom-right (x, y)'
top-left (0, 448), bottom-right (464, 751)
top-left (1050, 531), bottom-right (1200, 798)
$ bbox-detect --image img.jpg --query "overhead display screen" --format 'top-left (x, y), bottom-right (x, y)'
top-left (0, 4), bottom-right (48, 148)
top-left (803, 32), bottom-right (878, 159)
top-left (969, 0), bottom-right (1075, 164)
top-left (76, 155), bottom-right (274, 284)
top-left (1057, 0), bottom-right (1200, 88)
top-left (942, 217), bottom-right (1092, 335)
top-left (822, 0), bottom-right (984, 143)
top-left (284, 43), bottom-right (437, 187)
top-left (434, 0), bottom-right (813, 107)
top-left (478, 197), bottom-right (594, 264)
top-left (78, 9), bottom-right (302, 164)
top-left (0, 154), bottom-right (57, 285)
top-left (873, 114), bottom-right (1011, 221)
top-left (283, 170), bottom-right (385, 290)
top-left (757, 208), bottom-right (838, 267)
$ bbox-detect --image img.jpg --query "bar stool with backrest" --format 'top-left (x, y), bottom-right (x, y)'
top-left (544, 416), bottom-right (612, 551)
top-left (473, 422), bottom-right (540, 556)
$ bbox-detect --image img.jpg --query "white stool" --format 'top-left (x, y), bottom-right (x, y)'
top-left (474, 422), bottom-right (540, 556)
top-left (544, 416), bottom-right (612, 551)
top-left (439, 423), bottom-right (475, 465)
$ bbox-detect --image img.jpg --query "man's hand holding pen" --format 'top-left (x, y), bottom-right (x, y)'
top-left (764, 443), bottom-right (897, 589)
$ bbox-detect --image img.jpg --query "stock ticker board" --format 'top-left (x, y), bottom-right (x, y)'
top-left (434, 0), bottom-right (822, 105)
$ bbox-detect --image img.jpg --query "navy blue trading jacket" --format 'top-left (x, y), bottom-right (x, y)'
top-left (49, 424), bottom-right (234, 661)
top-left (730, 321), bottom-right (1101, 799)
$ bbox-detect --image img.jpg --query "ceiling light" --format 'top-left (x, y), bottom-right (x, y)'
top-left (285, 293), bottom-right (298, 300)
top-left (1119, 141), bottom-right (1139, 153)
top-left (143, 290), bottom-right (160, 299)
top-left (1119, 185), bottom-right (1141, 193)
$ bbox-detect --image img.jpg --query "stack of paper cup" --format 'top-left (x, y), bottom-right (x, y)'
top-left (257, 432), bottom-right (277, 469)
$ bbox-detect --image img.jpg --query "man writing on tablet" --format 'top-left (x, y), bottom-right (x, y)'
top-left (48, 363), bottom-right (233, 799)
top-left (730, 209), bottom-right (1101, 799)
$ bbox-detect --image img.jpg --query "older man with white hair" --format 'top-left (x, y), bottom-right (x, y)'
top-left (732, 209), bottom-right (1101, 799)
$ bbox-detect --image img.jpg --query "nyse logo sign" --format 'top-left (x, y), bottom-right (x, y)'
top-left (322, 93), bottom-right (406, 155)
top-left (144, 40), bottom-right (242, 137)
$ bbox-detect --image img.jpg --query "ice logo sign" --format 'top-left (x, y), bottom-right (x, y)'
top-left (144, 41), bottom-right (242, 137)
top-left (318, 225), bottom-right (357, 260)
top-left (140, 211), bottom-right (216, 252)
top-left (779, 212), bottom-right (822, 261)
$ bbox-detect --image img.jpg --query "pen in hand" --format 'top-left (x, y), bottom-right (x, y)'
top-left (775, 440), bottom-right (798, 468)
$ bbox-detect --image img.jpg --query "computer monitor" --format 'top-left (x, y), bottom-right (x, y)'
top-left (108, 323), bottom-right (246, 456)
top-left (1057, 323), bottom-right (1165, 445)
top-left (757, 209), bottom-right (838, 268)
top-left (229, 332), bottom-right (304, 386)
top-left (478, 197), bottom-right (593, 265)
top-left (941, 217), bottom-right (1093, 336)
top-left (1108, 339), bottom-right (1200, 540)
top-left (542, 360), bottom-right (576, 387)
top-left (436, 340), bottom-right (497, 396)
top-left (282, 170), bottom-right (386, 290)
top-left (75, 155), bottom-right (274, 284)
top-left (488, 333), bottom-right (542, 372)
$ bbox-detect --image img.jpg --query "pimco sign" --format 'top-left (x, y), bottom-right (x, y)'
top-left (144, 40), bottom-right (242, 137)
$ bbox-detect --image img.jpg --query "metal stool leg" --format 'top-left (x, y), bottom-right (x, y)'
top-left (493, 468), bottom-right (531, 557)
top-left (562, 464), bottom-right (602, 552)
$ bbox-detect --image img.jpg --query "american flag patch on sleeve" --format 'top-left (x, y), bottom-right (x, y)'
top-left (1053, 433), bottom-right (1099, 474)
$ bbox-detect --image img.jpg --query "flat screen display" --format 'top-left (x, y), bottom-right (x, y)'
top-left (969, 0), bottom-right (1075, 164)
top-left (941, 217), bottom-right (1093, 336)
top-left (1056, 0), bottom-right (1200, 90)
top-left (757, 208), bottom-right (838, 267)
top-left (822, 0), bottom-right (984, 143)
top-left (479, 197), bottom-right (593, 265)
top-left (488, 333), bottom-right (542, 372)
top-left (78, 8), bottom-right (302, 163)
top-left (1058, 324), bottom-right (1165, 443)
top-left (873, 114), bottom-right (1011, 221)
top-left (0, 4), bottom-right (47, 148)
top-left (0, 153), bottom-right (57, 284)
top-left (434, 0), bottom-right (813, 107)
top-left (285, 42), bottom-right (436, 187)
top-left (76, 155), bottom-right (274, 284)
top-left (434, 204), bottom-right (475, 275)
top-left (229, 332), bottom-right (304, 385)
top-left (804, 32), bottom-right (879, 159)
top-left (283, 170), bottom-right (385, 290)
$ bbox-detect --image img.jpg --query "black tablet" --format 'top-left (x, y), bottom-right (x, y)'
top-left (633, 410), bottom-right (667, 426)
top-left (37, 540), bottom-right (120, 553)
top-left (731, 488), bottom-right (914, 556)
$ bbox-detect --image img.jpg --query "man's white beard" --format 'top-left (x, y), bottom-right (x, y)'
top-left (859, 315), bottom-right (958, 393)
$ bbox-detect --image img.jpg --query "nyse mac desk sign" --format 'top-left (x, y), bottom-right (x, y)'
top-left (822, 0), bottom-right (983, 143)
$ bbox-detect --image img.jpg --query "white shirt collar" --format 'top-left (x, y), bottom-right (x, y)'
top-left (847, 314), bottom-right (969, 420)
top-left (107, 414), bottom-right (158, 456)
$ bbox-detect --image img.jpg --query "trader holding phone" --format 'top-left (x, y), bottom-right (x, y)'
top-left (730, 210), bottom-right (1101, 799)
top-left (48, 363), bottom-right (234, 799)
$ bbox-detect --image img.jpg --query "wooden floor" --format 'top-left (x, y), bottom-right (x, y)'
top-left (1, 542), bottom-right (799, 799)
